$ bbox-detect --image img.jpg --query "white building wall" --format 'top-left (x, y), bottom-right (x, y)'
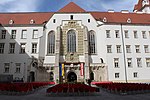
top-left (0, 26), bottom-right (43, 82)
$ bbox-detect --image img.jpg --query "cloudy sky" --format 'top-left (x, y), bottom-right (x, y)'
top-left (0, 0), bottom-right (138, 12)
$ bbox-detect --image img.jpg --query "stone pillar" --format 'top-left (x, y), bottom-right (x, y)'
top-left (55, 26), bottom-right (61, 83)
top-left (83, 26), bottom-right (89, 83)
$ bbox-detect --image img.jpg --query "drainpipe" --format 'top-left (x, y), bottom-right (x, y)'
top-left (120, 24), bottom-right (128, 83)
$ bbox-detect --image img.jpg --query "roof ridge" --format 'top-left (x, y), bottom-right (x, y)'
top-left (58, 2), bottom-right (85, 13)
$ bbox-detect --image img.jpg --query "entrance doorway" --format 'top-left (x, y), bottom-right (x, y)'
top-left (30, 71), bottom-right (35, 82)
top-left (67, 71), bottom-right (77, 82)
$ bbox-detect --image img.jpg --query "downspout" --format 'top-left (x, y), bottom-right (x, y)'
top-left (120, 24), bottom-right (128, 83)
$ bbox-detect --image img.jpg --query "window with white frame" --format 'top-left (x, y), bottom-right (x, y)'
top-left (127, 58), bottom-right (132, 67)
top-left (88, 30), bottom-right (96, 54)
top-left (146, 58), bottom-right (150, 67)
top-left (133, 72), bottom-right (138, 78)
top-left (134, 31), bottom-right (138, 38)
top-left (4, 63), bottom-right (10, 73)
top-left (142, 31), bottom-right (146, 39)
top-left (1, 30), bottom-right (6, 39)
top-left (9, 43), bottom-right (15, 54)
top-left (116, 45), bottom-right (121, 53)
top-left (115, 30), bottom-right (120, 38)
top-left (67, 30), bottom-right (76, 53)
top-left (21, 30), bottom-right (27, 39)
top-left (126, 45), bottom-right (131, 53)
top-left (32, 43), bottom-right (37, 53)
top-left (48, 31), bottom-right (55, 54)
top-left (107, 45), bottom-right (112, 53)
top-left (135, 45), bottom-right (140, 53)
top-left (124, 30), bottom-right (129, 38)
top-left (11, 30), bottom-right (16, 39)
top-left (32, 30), bottom-right (38, 39)
top-left (15, 63), bottom-right (21, 73)
top-left (115, 73), bottom-right (119, 78)
top-left (137, 58), bottom-right (142, 67)
top-left (0, 43), bottom-right (5, 54)
top-left (114, 58), bottom-right (119, 68)
top-left (144, 45), bottom-right (149, 53)
top-left (106, 30), bottom-right (110, 38)
top-left (20, 43), bottom-right (26, 54)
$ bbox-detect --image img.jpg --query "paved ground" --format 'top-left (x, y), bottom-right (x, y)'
top-left (0, 86), bottom-right (150, 100)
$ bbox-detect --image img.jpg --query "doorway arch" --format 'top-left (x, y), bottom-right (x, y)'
top-left (30, 71), bottom-right (35, 82)
top-left (67, 71), bottom-right (77, 82)
top-left (90, 72), bottom-right (94, 80)
top-left (50, 72), bottom-right (54, 81)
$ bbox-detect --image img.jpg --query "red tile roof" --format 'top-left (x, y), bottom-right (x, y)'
top-left (58, 2), bottom-right (85, 13)
top-left (0, 12), bottom-right (54, 25)
top-left (134, 0), bottom-right (143, 11)
top-left (0, 2), bottom-right (150, 25)
top-left (91, 12), bottom-right (150, 24)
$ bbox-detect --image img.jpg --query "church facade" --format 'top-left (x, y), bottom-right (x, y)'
top-left (0, 0), bottom-right (150, 83)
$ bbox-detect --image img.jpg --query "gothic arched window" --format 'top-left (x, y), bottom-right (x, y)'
top-left (67, 30), bottom-right (76, 53)
top-left (48, 31), bottom-right (55, 54)
top-left (88, 30), bottom-right (96, 54)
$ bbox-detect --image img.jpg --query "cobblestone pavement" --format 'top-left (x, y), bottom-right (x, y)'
top-left (0, 86), bottom-right (150, 100)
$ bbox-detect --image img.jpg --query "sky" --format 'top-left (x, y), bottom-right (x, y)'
top-left (0, 0), bottom-right (138, 12)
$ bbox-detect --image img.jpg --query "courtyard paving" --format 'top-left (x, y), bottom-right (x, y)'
top-left (0, 86), bottom-right (150, 100)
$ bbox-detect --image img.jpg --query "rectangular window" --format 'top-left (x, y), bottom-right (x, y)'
top-left (146, 58), bottom-right (150, 67)
top-left (32, 43), bottom-right (37, 53)
top-left (134, 31), bottom-right (138, 38)
top-left (88, 19), bottom-right (90, 23)
top-left (53, 19), bottom-right (56, 23)
top-left (133, 72), bottom-right (138, 78)
top-left (0, 43), bottom-right (5, 54)
top-left (20, 43), bottom-right (26, 54)
top-left (124, 30), bottom-right (129, 38)
top-left (9, 43), bottom-right (15, 54)
top-left (70, 15), bottom-right (73, 20)
top-left (15, 63), bottom-right (21, 73)
top-left (1, 30), bottom-right (6, 39)
top-left (126, 45), bottom-right (131, 53)
top-left (32, 30), bottom-right (38, 39)
top-left (115, 30), bottom-right (120, 38)
top-left (4, 63), bottom-right (10, 73)
top-left (137, 58), bottom-right (142, 67)
top-left (144, 45), bottom-right (149, 53)
top-left (116, 45), bottom-right (121, 53)
top-left (11, 30), bottom-right (16, 39)
top-left (142, 31), bottom-right (146, 39)
top-left (135, 45), bottom-right (140, 53)
top-left (114, 58), bottom-right (119, 68)
top-left (107, 45), bottom-right (112, 53)
top-left (106, 30), bottom-right (110, 38)
top-left (21, 30), bottom-right (27, 39)
top-left (127, 58), bottom-right (132, 67)
top-left (115, 73), bottom-right (119, 78)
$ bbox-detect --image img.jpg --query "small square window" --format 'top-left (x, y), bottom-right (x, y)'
top-left (115, 73), bottom-right (119, 78)
top-left (133, 72), bottom-right (138, 78)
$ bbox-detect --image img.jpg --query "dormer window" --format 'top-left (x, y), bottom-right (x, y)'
top-left (30, 19), bottom-right (35, 24)
top-left (103, 17), bottom-right (107, 22)
top-left (9, 20), bottom-right (14, 24)
top-left (127, 18), bottom-right (131, 23)
top-left (142, 0), bottom-right (149, 6)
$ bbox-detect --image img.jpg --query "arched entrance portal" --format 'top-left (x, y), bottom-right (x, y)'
top-left (67, 71), bottom-right (77, 82)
